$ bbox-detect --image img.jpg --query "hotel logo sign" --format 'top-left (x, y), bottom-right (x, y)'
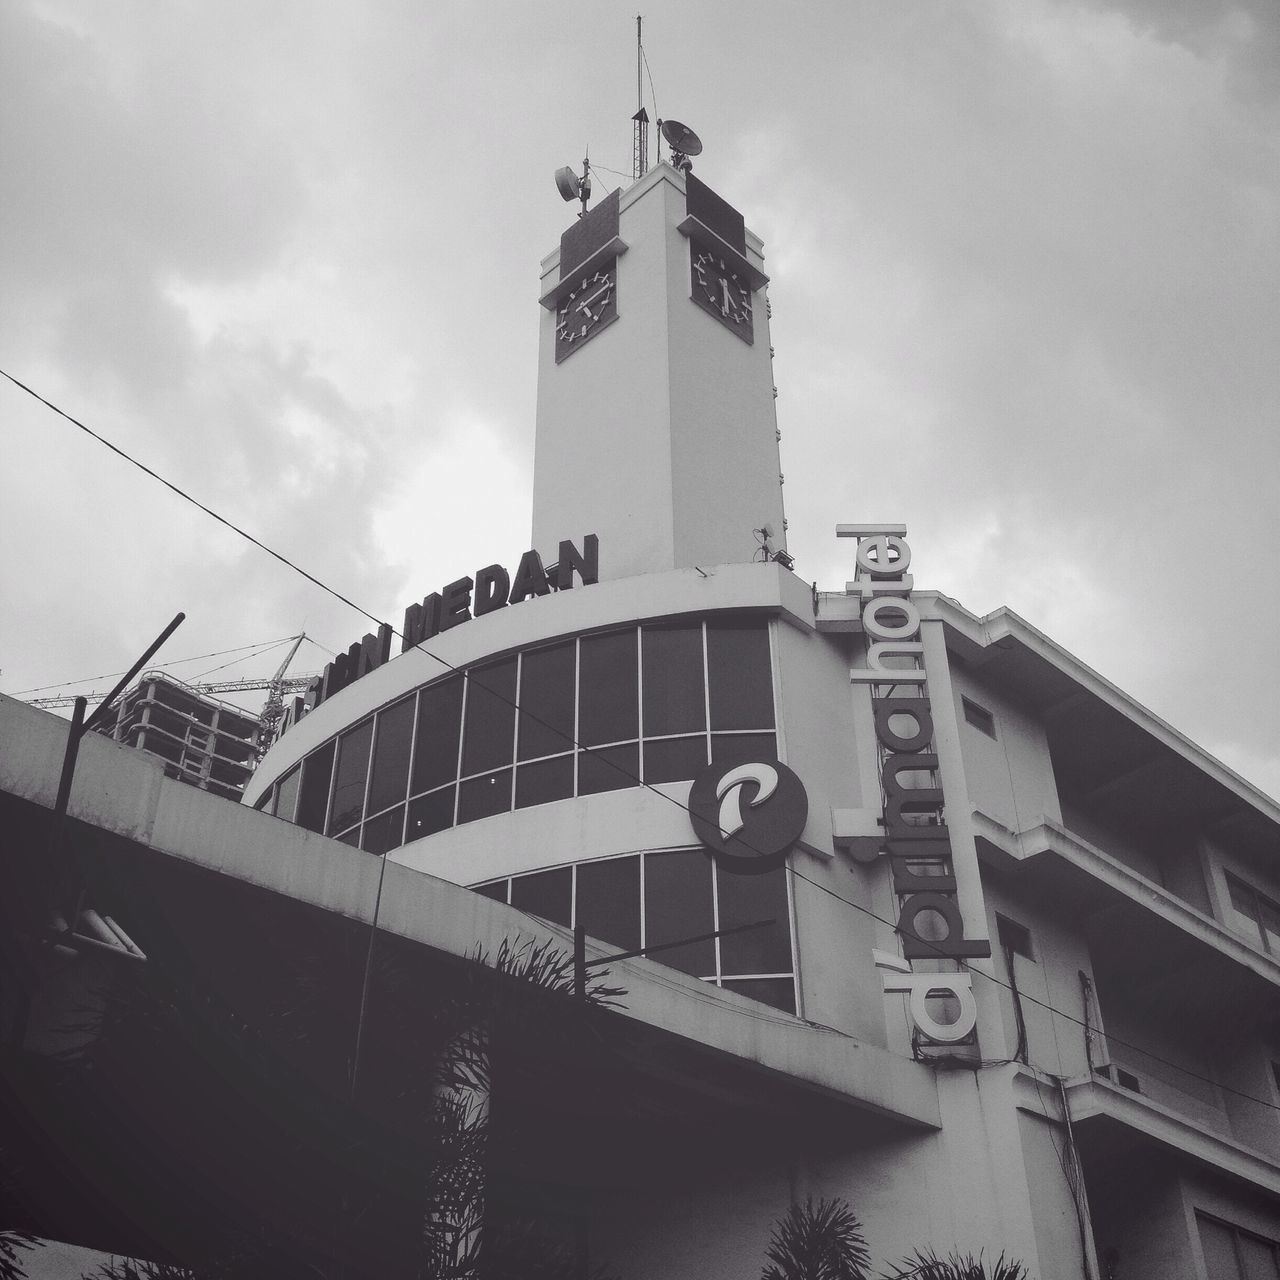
top-left (843, 524), bottom-right (990, 1045)
top-left (689, 759), bottom-right (808, 875)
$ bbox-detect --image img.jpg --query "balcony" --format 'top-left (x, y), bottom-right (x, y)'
top-left (974, 811), bottom-right (1280, 1027)
top-left (1016, 1067), bottom-right (1280, 1201)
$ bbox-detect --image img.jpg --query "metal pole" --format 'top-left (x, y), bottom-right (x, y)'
top-left (573, 923), bottom-right (586, 1000)
top-left (53, 697), bottom-right (88, 822)
top-left (83, 611), bottom-right (186, 733)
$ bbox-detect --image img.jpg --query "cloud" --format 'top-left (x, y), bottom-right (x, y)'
top-left (1, 0), bottom-right (1275, 803)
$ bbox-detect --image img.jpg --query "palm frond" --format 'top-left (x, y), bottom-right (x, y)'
top-left (0, 1229), bottom-right (37, 1280)
top-left (880, 1249), bottom-right (1030, 1280)
top-left (761, 1196), bottom-right (871, 1280)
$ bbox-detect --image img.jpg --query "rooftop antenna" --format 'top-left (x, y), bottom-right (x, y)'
top-left (632, 16), bottom-right (649, 179)
top-left (554, 150), bottom-right (592, 218)
top-left (659, 117), bottom-right (702, 173)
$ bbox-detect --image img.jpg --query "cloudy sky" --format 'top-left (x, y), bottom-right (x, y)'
top-left (2, 0), bottom-right (1277, 802)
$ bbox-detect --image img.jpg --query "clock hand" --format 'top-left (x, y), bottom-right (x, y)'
top-left (719, 278), bottom-right (731, 315)
top-left (577, 282), bottom-right (613, 322)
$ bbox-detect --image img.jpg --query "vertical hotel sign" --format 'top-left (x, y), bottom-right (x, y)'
top-left (840, 524), bottom-right (990, 1045)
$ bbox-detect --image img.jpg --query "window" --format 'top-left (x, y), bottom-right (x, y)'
top-left (474, 848), bottom-right (797, 1014)
top-left (962, 696), bottom-right (997, 739)
top-left (367, 697), bottom-right (415, 817)
top-left (1226, 874), bottom-right (1280, 955)
top-left (296, 741), bottom-right (335, 833)
top-left (328, 720), bottom-right (373, 836)
top-left (996, 913), bottom-right (1034, 961)
top-left (266, 616), bottom-right (776, 859)
top-left (1198, 1214), bottom-right (1280, 1280)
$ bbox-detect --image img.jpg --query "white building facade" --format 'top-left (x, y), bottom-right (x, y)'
top-left (243, 164), bottom-right (1280, 1280)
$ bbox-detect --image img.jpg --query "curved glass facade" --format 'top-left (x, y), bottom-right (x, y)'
top-left (257, 616), bottom-right (777, 858)
top-left (475, 849), bottom-right (797, 1014)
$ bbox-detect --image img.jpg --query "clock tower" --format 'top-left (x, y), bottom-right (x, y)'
top-left (532, 164), bottom-right (788, 581)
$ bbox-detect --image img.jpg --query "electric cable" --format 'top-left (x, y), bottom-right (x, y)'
top-left (0, 368), bottom-right (390, 637)
top-left (586, 162), bottom-right (634, 182)
top-left (9, 368), bottom-right (1280, 1117)
top-left (190, 635), bottom-right (296, 682)
top-left (16, 637), bottom-right (301, 695)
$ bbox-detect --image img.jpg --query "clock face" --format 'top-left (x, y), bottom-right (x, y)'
top-left (691, 244), bottom-right (754, 343)
top-left (554, 261), bottom-right (618, 363)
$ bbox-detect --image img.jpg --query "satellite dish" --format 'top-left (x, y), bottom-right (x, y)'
top-left (660, 118), bottom-right (703, 157)
top-left (555, 166), bottom-right (580, 203)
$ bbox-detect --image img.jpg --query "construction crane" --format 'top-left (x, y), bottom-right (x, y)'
top-left (25, 674), bottom-right (320, 712)
top-left (25, 633), bottom-right (320, 759)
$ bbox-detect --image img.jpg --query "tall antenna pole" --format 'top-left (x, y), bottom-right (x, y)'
top-left (632, 16), bottom-right (649, 179)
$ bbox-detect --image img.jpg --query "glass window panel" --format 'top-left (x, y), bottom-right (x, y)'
top-left (711, 732), bottom-right (777, 769)
top-left (516, 754), bottom-right (575, 809)
top-left (457, 768), bottom-right (513, 823)
top-left (407, 787), bottom-right (455, 841)
top-left (296, 741), bottom-right (336, 833)
top-left (328, 719), bottom-right (374, 835)
top-left (462, 659), bottom-right (518, 776)
top-left (642, 626), bottom-right (706, 736)
top-left (579, 630), bottom-right (638, 746)
top-left (707, 621), bottom-right (774, 729)
top-left (368, 696), bottom-right (416, 816)
top-left (721, 977), bottom-right (796, 1015)
top-left (1260, 900), bottom-right (1280, 956)
top-left (1240, 1235), bottom-right (1280, 1280)
top-left (275, 766), bottom-right (300, 822)
top-left (511, 866), bottom-right (572, 928)
top-left (644, 848), bottom-right (714, 977)
top-left (336, 828), bottom-right (361, 848)
top-left (412, 677), bottom-right (463, 795)
top-left (643, 735), bottom-right (708, 785)
top-left (362, 805), bottom-right (405, 856)
top-left (1228, 876), bottom-right (1257, 917)
top-left (576, 856), bottom-right (641, 951)
top-left (518, 642), bottom-right (576, 760)
top-left (578, 743), bottom-right (639, 795)
top-left (253, 791), bottom-right (271, 812)
top-left (717, 866), bottom-right (792, 975)
top-left (1198, 1217), bottom-right (1244, 1280)
top-left (474, 880), bottom-right (509, 903)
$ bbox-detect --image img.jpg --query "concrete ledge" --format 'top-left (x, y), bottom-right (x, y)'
top-left (975, 809), bottom-right (1280, 991)
top-left (1, 693), bottom-right (940, 1132)
top-left (1021, 1070), bottom-right (1280, 1199)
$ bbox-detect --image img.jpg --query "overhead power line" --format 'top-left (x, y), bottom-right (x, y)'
top-left (16, 637), bottom-right (303, 696)
top-left (0, 368), bottom-right (389, 636)
top-left (6, 367), bottom-right (1278, 1117)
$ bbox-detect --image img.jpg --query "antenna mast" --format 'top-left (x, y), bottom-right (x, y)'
top-left (632, 16), bottom-right (649, 179)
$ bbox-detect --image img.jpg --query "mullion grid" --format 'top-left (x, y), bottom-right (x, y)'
top-left (1228, 873), bottom-right (1279, 956)
top-left (295, 615), bottom-right (777, 854)
top-left (474, 848), bottom-right (796, 1008)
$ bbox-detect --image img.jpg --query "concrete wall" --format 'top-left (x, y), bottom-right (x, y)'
top-left (948, 664), bottom-right (1062, 834)
top-left (590, 1070), bottom-right (1056, 1279)
top-left (981, 877), bottom-right (1097, 1079)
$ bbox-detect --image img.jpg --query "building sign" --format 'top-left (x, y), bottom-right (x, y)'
top-left (296, 535), bottom-right (599, 720)
top-left (842, 524), bottom-right (990, 1045)
top-left (689, 759), bottom-right (808, 875)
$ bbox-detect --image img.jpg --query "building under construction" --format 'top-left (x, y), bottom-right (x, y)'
top-left (91, 673), bottom-right (262, 802)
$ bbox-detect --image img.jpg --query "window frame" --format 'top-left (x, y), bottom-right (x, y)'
top-left (1226, 872), bottom-right (1280, 955)
top-left (961, 695), bottom-right (997, 739)
top-left (471, 846), bottom-right (800, 1016)
top-left (263, 614), bottom-right (779, 859)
